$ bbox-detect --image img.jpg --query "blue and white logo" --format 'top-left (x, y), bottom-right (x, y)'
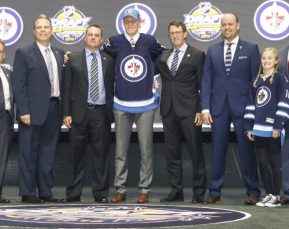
top-left (254, 0), bottom-right (289, 41)
top-left (120, 55), bottom-right (147, 82)
top-left (0, 7), bottom-right (23, 46)
top-left (116, 3), bottom-right (157, 35)
top-left (256, 86), bottom-right (271, 107)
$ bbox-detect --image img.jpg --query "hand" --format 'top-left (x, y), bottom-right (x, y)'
top-left (247, 131), bottom-right (255, 141)
top-left (202, 112), bottom-right (213, 125)
top-left (20, 114), bottom-right (31, 125)
top-left (63, 116), bottom-right (72, 128)
top-left (194, 113), bottom-right (202, 126)
top-left (64, 51), bottom-right (71, 64)
top-left (272, 130), bottom-right (280, 139)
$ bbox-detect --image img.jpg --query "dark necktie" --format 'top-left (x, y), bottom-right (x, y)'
top-left (90, 53), bottom-right (99, 102)
top-left (170, 50), bottom-right (180, 76)
top-left (225, 43), bottom-right (232, 75)
top-left (0, 78), bottom-right (5, 115)
top-left (45, 48), bottom-right (55, 95)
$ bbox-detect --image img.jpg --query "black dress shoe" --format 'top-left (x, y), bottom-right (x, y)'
top-left (95, 196), bottom-right (109, 203)
top-left (63, 196), bottom-right (81, 202)
top-left (0, 198), bottom-right (10, 203)
top-left (40, 197), bottom-right (64, 203)
top-left (192, 196), bottom-right (205, 204)
top-left (160, 192), bottom-right (184, 202)
top-left (244, 195), bottom-right (259, 205)
top-left (22, 196), bottom-right (44, 203)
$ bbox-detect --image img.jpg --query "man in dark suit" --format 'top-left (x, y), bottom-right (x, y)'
top-left (0, 39), bottom-right (13, 203)
top-left (12, 14), bottom-right (64, 203)
top-left (62, 25), bottom-right (114, 203)
top-left (156, 21), bottom-right (207, 204)
top-left (280, 45), bottom-right (289, 205)
top-left (201, 13), bottom-right (260, 205)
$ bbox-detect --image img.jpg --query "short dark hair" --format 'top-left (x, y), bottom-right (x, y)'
top-left (168, 21), bottom-right (187, 33)
top-left (34, 14), bottom-right (52, 29)
top-left (86, 24), bottom-right (103, 37)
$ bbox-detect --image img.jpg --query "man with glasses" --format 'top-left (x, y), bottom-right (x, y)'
top-left (103, 7), bottom-right (164, 203)
top-left (156, 21), bottom-right (207, 204)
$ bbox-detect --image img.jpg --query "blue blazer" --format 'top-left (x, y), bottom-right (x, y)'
top-left (12, 43), bottom-right (64, 125)
top-left (201, 39), bottom-right (260, 118)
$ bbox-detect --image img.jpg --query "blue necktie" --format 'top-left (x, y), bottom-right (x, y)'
top-left (90, 53), bottom-right (99, 102)
top-left (0, 78), bottom-right (5, 115)
top-left (225, 43), bottom-right (232, 75)
top-left (170, 50), bottom-right (180, 76)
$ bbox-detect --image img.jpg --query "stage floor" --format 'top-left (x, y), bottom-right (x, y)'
top-left (0, 186), bottom-right (287, 229)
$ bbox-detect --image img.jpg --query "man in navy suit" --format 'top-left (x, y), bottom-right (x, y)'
top-left (156, 21), bottom-right (207, 204)
top-left (201, 13), bottom-right (260, 205)
top-left (62, 25), bottom-right (114, 203)
top-left (280, 45), bottom-right (289, 205)
top-left (12, 14), bottom-right (64, 203)
top-left (0, 39), bottom-right (13, 204)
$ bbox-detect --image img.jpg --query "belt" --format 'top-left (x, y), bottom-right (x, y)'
top-left (87, 103), bottom-right (105, 109)
top-left (50, 97), bottom-right (59, 101)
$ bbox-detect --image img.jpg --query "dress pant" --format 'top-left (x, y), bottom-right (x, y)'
top-left (66, 105), bottom-right (110, 199)
top-left (209, 101), bottom-right (260, 197)
top-left (18, 99), bottom-right (60, 198)
top-left (162, 108), bottom-right (207, 197)
top-left (113, 109), bottom-right (154, 194)
top-left (0, 111), bottom-right (12, 196)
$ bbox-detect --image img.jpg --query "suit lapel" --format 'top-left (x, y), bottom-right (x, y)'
top-left (176, 46), bottom-right (192, 74)
top-left (162, 49), bottom-right (174, 77)
top-left (33, 43), bottom-right (50, 82)
top-left (81, 50), bottom-right (89, 84)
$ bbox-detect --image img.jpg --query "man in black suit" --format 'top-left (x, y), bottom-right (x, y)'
top-left (12, 14), bottom-right (64, 203)
top-left (156, 21), bottom-right (207, 203)
top-left (0, 39), bottom-right (13, 203)
top-left (62, 25), bottom-right (114, 203)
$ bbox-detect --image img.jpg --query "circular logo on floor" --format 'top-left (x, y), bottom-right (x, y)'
top-left (0, 204), bottom-right (250, 228)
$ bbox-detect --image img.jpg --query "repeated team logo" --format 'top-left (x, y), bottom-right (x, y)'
top-left (256, 86), bottom-right (271, 107)
top-left (51, 5), bottom-right (92, 45)
top-left (120, 55), bottom-right (147, 82)
top-left (184, 2), bottom-right (223, 42)
top-left (116, 3), bottom-right (157, 35)
top-left (254, 0), bottom-right (289, 41)
top-left (0, 7), bottom-right (23, 46)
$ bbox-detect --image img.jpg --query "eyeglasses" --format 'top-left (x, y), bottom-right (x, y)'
top-left (123, 19), bottom-right (138, 25)
top-left (168, 31), bottom-right (184, 36)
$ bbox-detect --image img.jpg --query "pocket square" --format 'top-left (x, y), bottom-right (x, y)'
top-left (239, 56), bottom-right (248, 59)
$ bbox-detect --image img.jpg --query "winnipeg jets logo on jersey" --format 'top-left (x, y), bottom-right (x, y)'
top-left (256, 86), bottom-right (271, 107)
top-left (120, 55), bottom-right (147, 82)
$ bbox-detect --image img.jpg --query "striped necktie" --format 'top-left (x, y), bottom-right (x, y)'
top-left (170, 50), bottom-right (180, 76)
top-left (225, 43), bottom-right (232, 75)
top-left (90, 52), bottom-right (99, 102)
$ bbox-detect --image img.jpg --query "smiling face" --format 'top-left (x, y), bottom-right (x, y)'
top-left (85, 26), bottom-right (103, 52)
top-left (33, 18), bottom-right (52, 46)
top-left (168, 25), bottom-right (187, 50)
top-left (221, 13), bottom-right (240, 42)
top-left (261, 48), bottom-right (279, 73)
top-left (123, 16), bottom-right (140, 37)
